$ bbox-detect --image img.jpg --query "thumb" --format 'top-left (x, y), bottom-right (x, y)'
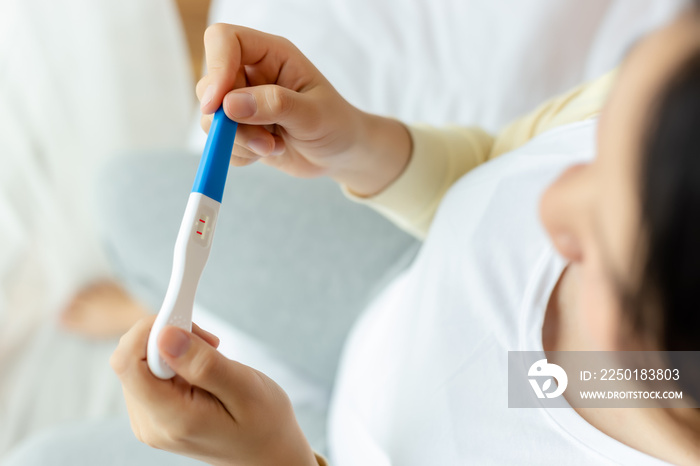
top-left (158, 326), bottom-right (261, 408)
top-left (222, 85), bottom-right (320, 132)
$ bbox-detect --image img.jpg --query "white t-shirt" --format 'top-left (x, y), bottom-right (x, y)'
top-left (327, 120), bottom-right (670, 465)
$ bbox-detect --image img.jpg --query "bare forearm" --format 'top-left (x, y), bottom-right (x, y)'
top-left (329, 113), bottom-right (412, 198)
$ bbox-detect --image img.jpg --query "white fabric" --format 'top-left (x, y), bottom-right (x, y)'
top-left (328, 120), bottom-right (670, 465)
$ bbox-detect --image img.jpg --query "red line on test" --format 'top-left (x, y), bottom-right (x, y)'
top-left (196, 231), bottom-right (202, 235)
top-left (199, 219), bottom-right (205, 223)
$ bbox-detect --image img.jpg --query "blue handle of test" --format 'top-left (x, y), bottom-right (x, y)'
top-left (191, 107), bottom-right (238, 203)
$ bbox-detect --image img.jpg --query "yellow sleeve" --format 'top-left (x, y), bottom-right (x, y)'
top-left (343, 71), bottom-right (617, 239)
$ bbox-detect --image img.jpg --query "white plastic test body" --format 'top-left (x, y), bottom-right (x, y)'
top-left (147, 108), bottom-right (237, 379)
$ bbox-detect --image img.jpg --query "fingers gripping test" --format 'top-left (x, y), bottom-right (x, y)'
top-left (147, 108), bottom-right (237, 379)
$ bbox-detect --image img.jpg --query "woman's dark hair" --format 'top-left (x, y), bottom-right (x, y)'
top-left (628, 21), bottom-right (700, 407)
top-left (636, 47), bottom-right (700, 353)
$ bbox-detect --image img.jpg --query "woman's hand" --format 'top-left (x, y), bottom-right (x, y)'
top-left (110, 316), bottom-right (318, 466)
top-left (197, 23), bottom-right (412, 197)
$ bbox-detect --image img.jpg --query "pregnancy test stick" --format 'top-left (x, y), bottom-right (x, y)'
top-left (147, 107), bottom-right (237, 379)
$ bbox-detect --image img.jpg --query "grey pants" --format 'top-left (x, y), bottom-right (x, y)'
top-left (3, 152), bottom-right (417, 465)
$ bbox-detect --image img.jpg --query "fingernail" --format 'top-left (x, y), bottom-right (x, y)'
top-left (226, 92), bottom-right (256, 118)
top-left (248, 138), bottom-right (271, 155)
top-left (200, 85), bottom-right (215, 111)
top-left (159, 327), bottom-right (191, 358)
